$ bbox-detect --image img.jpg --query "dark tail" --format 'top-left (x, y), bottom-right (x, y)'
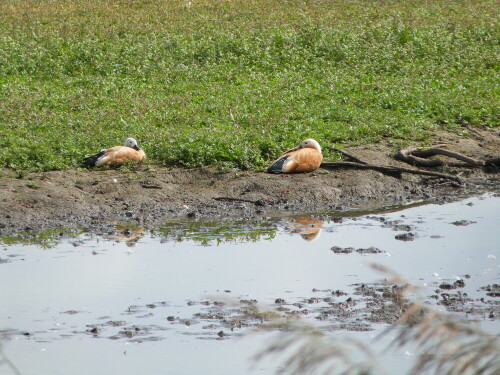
top-left (267, 156), bottom-right (288, 174)
top-left (83, 150), bottom-right (105, 167)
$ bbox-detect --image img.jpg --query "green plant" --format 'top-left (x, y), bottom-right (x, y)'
top-left (0, 0), bottom-right (497, 171)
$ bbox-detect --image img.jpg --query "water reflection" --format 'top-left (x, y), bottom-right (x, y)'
top-left (285, 215), bottom-right (323, 242)
top-left (157, 220), bottom-right (277, 245)
top-left (109, 227), bottom-right (146, 247)
top-left (0, 228), bottom-right (80, 249)
top-left (0, 193), bottom-right (498, 375)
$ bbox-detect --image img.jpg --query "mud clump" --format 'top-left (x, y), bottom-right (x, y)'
top-left (395, 233), bottom-right (416, 241)
top-left (480, 284), bottom-right (500, 297)
top-left (439, 280), bottom-right (466, 290)
top-left (331, 246), bottom-right (356, 254)
top-left (451, 220), bottom-right (477, 226)
top-left (331, 246), bottom-right (383, 254)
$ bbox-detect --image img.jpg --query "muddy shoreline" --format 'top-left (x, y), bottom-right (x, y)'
top-left (0, 129), bottom-right (498, 235)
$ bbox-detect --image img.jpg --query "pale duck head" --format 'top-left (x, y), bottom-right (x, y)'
top-left (299, 139), bottom-right (321, 153)
top-left (124, 137), bottom-right (140, 151)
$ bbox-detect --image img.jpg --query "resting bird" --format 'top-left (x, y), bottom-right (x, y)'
top-left (84, 138), bottom-right (146, 167)
top-left (267, 139), bottom-right (323, 174)
top-left (289, 216), bottom-right (323, 242)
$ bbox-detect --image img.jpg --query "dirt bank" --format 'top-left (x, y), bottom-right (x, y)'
top-left (0, 128), bottom-right (498, 234)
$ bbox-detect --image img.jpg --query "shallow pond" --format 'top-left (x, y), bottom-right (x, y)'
top-left (1, 193), bottom-right (499, 375)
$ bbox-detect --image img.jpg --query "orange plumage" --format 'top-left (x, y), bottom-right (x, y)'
top-left (267, 139), bottom-right (323, 174)
top-left (288, 216), bottom-right (323, 241)
top-left (84, 138), bottom-right (146, 167)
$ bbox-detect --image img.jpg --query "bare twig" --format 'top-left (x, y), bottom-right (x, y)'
top-left (458, 121), bottom-right (483, 138)
top-left (414, 147), bottom-right (482, 166)
top-left (327, 147), bottom-right (368, 164)
top-left (396, 146), bottom-right (499, 168)
top-left (0, 342), bottom-right (22, 375)
top-left (321, 161), bottom-right (463, 184)
top-left (482, 157), bottom-right (500, 166)
top-left (396, 147), bottom-right (445, 167)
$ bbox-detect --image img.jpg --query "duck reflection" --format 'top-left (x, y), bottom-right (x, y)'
top-left (110, 226), bottom-right (145, 247)
top-left (286, 216), bottom-right (323, 242)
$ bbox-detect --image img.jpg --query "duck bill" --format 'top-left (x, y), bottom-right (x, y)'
top-left (133, 145), bottom-right (140, 151)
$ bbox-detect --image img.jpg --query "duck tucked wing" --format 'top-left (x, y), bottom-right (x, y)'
top-left (283, 148), bottom-right (322, 173)
top-left (107, 147), bottom-right (146, 166)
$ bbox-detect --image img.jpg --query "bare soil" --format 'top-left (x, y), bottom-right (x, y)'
top-left (0, 128), bottom-right (498, 234)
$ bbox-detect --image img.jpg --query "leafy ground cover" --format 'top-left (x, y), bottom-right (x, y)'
top-left (0, 0), bottom-right (498, 171)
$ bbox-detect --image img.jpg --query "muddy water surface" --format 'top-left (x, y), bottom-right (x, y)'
top-left (1, 193), bottom-right (499, 375)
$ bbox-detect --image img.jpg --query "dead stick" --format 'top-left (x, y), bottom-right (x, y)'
top-left (396, 148), bottom-right (443, 167)
top-left (459, 121), bottom-right (483, 137)
top-left (321, 161), bottom-right (463, 184)
top-left (327, 147), bottom-right (368, 164)
top-left (397, 146), bottom-right (489, 167)
top-left (483, 157), bottom-right (500, 166)
top-left (413, 148), bottom-right (485, 166)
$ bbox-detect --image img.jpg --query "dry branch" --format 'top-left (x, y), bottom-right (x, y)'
top-left (327, 147), bottom-right (368, 164)
top-left (321, 161), bottom-right (463, 184)
top-left (396, 146), bottom-right (499, 168)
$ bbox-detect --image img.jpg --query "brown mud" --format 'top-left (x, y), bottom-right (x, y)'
top-left (13, 279), bottom-right (499, 343)
top-left (0, 128), bottom-right (498, 235)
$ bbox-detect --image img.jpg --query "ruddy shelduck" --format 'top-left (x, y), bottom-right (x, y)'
top-left (289, 216), bottom-right (323, 242)
top-left (267, 139), bottom-right (323, 174)
top-left (84, 138), bottom-right (146, 167)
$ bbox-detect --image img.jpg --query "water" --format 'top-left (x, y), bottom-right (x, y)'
top-left (0, 193), bottom-right (499, 375)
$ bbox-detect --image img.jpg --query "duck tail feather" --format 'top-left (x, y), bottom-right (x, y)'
top-left (267, 156), bottom-right (288, 174)
top-left (83, 150), bottom-right (106, 167)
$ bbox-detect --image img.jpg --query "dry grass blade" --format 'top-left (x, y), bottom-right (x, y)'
top-left (383, 287), bottom-right (500, 375)
top-left (253, 320), bottom-right (373, 375)
top-left (0, 341), bottom-right (22, 375)
top-left (254, 264), bottom-right (499, 375)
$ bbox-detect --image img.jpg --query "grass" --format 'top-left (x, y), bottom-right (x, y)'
top-left (0, 228), bottom-right (80, 249)
top-left (158, 220), bottom-right (277, 245)
top-left (0, 0), bottom-right (498, 171)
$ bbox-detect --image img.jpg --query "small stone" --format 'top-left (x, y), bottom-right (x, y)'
top-left (454, 279), bottom-right (465, 288)
top-left (439, 283), bottom-right (454, 290)
top-left (450, 220), bottom-right (476, 226)
top-left (395, 233), bottom-right (416, 241)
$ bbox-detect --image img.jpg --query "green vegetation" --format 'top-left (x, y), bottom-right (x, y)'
top-left (0, 0), bottom-right (497, 171)
top-left (0, 228), bottom-right (80, 249)
top-left (158, 220), bottom-right (277, 245)
top-left (0, 221), bottom-right (276, 247)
